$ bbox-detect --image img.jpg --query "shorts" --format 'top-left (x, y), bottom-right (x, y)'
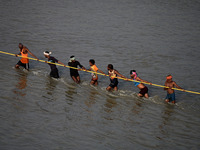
top-left (50, 69), bottom-right (59, 78)
top-left (70, 71), bottom-right (79, 78)
top-left (92, 78), bottom-right (98, 81)
top-left (139, 86), bottom-right (148, 96)
top-left (165, 93), bottom-right (175, 102)
top-left (17, 61), bottom-right (29, 70)
top-left (109, 78), bottom-right (118, 88)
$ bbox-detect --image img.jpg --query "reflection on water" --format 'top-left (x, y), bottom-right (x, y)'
top-left (13, 73), bottom-right (27, 98)
top-left (103, 95), bottom-right (117, 121)
top-left (158, 104), bottom-right (175, 140)
top-left (45, 77), bottom-right (58, 96)
top-left (132, 100), bottom-right (143, 115)
top-left (85, 87), bottom-right (99, 108)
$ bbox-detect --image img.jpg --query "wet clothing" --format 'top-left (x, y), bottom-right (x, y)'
top-left (50, 68), bottom-right (59, 78)
top-left (90, 65), bottom-right (98, 80)
top-left (165, 93), bottom-right (175, 102)
top-left (68, 61), bottom-right (83, 77)
top-left (48, 56), bottom-right (58, 70)
top-left (20, 50), bottom-right (29, 64)
top-left (48, 56), bottom-right (59, 78)
top-left (108, 69), bottom-right (118, 88)
top-left (133, 79), bottom-right (140, 86)
top-left (139, 86), bottom-right (148, 96)
top-left (109, 69), bottom-right (117, 80)
top-left (16, 46), bottom-right (29, 70)
top-left (109, 78), bottom-right (118, 88)
top-left (17, 60), bottom-right (29, 70)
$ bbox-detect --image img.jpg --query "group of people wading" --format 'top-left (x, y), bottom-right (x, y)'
top-left (15, 43), bottom-right (184, 104)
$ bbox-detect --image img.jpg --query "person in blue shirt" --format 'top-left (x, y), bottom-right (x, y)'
top-left (130, 70), bottom-right (152, 98)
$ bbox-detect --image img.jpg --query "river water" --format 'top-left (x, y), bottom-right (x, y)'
top-left (0, 0), bottom-right (200, 149)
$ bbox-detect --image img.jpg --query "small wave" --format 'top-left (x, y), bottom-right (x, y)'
top-left (60, 78), bottom-right (77, 89)
top-left (32, 70), bottom-right (42, 76)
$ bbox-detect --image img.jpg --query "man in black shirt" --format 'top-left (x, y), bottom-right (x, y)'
top-left (44, 51), bottom-right (65, 79)
top-left (68, 55), bottom-right (85, 83)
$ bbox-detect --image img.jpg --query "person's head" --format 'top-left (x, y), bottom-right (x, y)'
top-left (107, 64), bottom-right (113, 71)
top-left (69, 56), bottom-right (76, 62)
top-left (166, 75), bottom-right (172, 81)
top-left (19, 43), bottom-right (23, 49)
top-left (89, 59), bottom-right (95, 66)
top-left (130, 70), bottom-right (137, 78)
top-left (43, 51), bottom-right (51, 58)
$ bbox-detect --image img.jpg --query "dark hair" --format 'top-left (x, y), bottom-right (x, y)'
top-left (107, 64), bottom-right (113, 69)
top-left (130, 70), bottom-right (136, 74)
top-left (70, 55), bottom-right (75, 58)
top-left (89, 59), bottom-right (95, 65)
top-left (19, 43), bottom-right (23, 47)
top-left (45, 51), bottom-right (50, 54)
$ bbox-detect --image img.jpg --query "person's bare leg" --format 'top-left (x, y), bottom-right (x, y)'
top-left (94, 80), bottom-right (98, 86)
top-left (106, 86), bottom-right (112, 91)
top-left (165, 99), bottom-right (169, 103)
top-left (138, 93), bottom-right (143, 97)
top-left (144, 93), bottom-right (149, 98)
top-left (113, 86), bottom-right (118, 91)
top-left (71, 76), bottom-right (79, 83)
top-left (76, 76), bottom-right (81, 83)
top-left (15, 64), bottom-right (20, 69)
top-left (90, 80), bottom-right (95, 85)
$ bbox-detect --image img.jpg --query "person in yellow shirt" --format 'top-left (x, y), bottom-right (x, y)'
top-left (15, 43), bottom-right (38, 70)
top-left (88, 59), bottom-right (105, 86)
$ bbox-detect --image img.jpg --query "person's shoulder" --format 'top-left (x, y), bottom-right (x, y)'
top-left (23, 46), bottom-right (28, 50)
top-left (93, 65), bottom-right (98, 70)
top-left (50, 56), bottom-right (55, 60)
top-left (172, 81), bottom-right (177, 84)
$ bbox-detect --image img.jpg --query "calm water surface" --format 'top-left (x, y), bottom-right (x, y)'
top-left (0, 0), bottom-right (200, 149)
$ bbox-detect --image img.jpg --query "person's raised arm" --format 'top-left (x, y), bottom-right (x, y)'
top-left (58, 61), bottom-right (66, 67)
top-left (137, 77), bottom-right (152, 85)
top-left (78, 61), bottom-right (85, 70)
top-left (98, 69), bottom-right (106, 76)
top-left (15, 52), bottom-right (21, 57)
top-left (114, 70), bottom-right (128, 80)
top-left (27, 49), bottom-right (39, 61)
top-left (173, 81), bottom-right (184, 90)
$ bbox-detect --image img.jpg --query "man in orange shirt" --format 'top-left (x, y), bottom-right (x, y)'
top-left (15, 43), bottom-right (38, 70)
